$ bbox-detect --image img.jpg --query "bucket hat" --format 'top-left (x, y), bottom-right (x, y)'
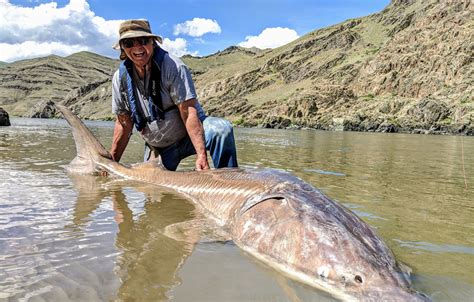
top-left (112, 19), bottom-right (163, 50)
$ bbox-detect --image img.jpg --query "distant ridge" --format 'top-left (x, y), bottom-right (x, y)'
top-left (0, 0), bottom-right (472, 134)
top-left (0, 51), bottom-right (118, 119)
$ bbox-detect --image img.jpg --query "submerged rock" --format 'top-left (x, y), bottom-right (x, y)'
top-left (0, 107), bottom-right (11, 126)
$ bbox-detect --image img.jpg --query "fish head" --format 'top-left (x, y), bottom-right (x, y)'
top-left (233, 187), bottom-right (431, 301)
top-left (319, 255), bottom-right (430, 301)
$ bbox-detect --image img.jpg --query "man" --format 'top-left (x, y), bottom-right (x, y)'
top-left (110, 19), bottom-right (238, 171)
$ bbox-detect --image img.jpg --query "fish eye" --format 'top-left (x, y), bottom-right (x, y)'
top-left (354, 275), bottom-right (363, 284)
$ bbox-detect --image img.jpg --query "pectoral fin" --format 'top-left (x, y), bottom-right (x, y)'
top-left (164, 218), bottom-right (231, 243)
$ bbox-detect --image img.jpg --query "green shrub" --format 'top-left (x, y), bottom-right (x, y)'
top-left (233, 117), bottom-right (245, 126)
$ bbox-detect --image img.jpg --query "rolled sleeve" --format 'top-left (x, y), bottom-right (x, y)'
top-left (166, 59), bottom-right (197, 105)
top-left (111, 70), bottom-right (130, 115)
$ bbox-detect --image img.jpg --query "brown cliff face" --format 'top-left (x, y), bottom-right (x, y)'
top-left (352, 0), bottom-right (472, 131)
top-left (181, 0), bottom-right (473, 134)
top-left (0, 0), bottom-right (472, 134)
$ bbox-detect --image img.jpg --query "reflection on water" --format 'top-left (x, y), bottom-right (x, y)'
top-left (1, 118), bottom-right (473, 301)
top-left (67, 175), bottom-right (199, 301)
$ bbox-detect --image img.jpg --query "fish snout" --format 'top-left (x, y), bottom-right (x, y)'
top-left (360, 286), bottom-right (431, 302)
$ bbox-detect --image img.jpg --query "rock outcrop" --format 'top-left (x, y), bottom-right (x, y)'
top-left (28, 100), bottom-right (56, 118)
top-left (0, 107), bottom-right (11, 126)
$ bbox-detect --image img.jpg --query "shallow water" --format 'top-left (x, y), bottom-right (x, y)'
top-left (0, 118), bottom-right (473, 301)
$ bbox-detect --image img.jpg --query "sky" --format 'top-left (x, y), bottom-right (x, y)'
top-left (0, 0), bottom-right (390, 62)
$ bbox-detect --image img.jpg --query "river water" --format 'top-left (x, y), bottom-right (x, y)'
top-left (0, 118), bottom-right (473, 301)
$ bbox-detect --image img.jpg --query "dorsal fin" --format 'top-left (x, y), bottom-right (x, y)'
top-left (130, 156), bottom-right (168, 170)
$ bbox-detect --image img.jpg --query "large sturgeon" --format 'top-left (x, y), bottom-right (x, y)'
top-left (56, 104), bottom-right (429, 301)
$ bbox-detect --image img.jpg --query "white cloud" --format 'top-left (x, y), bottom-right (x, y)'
top-left (173, 18), bottom-right (221, 37)
top-left (0, 41), bottom-right (88, 62)
top-left (160, 38), bottom-right (198, 57)
top-left (238, 27), bottom-right (299, 49)
top-left (0, 0), bottom-right (122, 62)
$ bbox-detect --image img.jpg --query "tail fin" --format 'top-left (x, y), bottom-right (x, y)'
top-left (55, 103), bottom-right (112, 173)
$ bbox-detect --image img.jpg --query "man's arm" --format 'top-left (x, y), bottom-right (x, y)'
top-left (110, 114), bottom-right (133, 162)
top-left (178, 99), bottom-right (209, 170)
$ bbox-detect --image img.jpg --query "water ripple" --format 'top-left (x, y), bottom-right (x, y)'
top-left (393, 239), bottom-right (474, 255)
top-left (304, 168), bottom-right (346, 177)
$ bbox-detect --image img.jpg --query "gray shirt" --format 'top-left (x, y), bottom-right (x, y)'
top-left (112, 49), bottom-right (206, 148)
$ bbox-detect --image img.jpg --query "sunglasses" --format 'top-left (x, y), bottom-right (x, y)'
top-left (121, 37), bottom-right (153, 49)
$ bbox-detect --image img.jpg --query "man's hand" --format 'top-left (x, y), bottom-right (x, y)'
top-left (195, 154), bottom-right (210, 171)
top-left (98, 170), bottom-right (109, 177)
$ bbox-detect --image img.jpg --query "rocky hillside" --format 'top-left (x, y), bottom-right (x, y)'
top-left (0, 52), bottom-right (117, 119)
top-left (0, 0), bottom-right (472, 134)
top-left (183, 0), bottom-right (473, 134)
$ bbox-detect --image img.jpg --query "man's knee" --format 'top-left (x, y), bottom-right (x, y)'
top-left (203, 117), bottom-right (233, 140)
